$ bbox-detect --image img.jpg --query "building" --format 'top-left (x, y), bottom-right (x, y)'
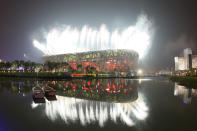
top-left (174, 48), bottom-right (197, 71)
top-left (42, 49), bottom-right (139, 74)
top-left (174, 83), bottom-right (197, 104)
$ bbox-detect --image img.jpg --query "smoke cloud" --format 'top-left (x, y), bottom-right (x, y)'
top-left (166, 34), bottom-right (196, 56)
top-left (33, 13), bottom-right (154, 59)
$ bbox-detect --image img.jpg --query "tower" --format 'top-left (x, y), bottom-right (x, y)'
top-left (183, 48), bottom-right (192, 70)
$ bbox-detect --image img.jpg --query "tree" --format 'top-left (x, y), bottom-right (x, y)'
top-left (0, 62), bottom-right (5, 70)
top-left (5, 62), bottom-right (11, 70)
top-left (90, 67), bottom-right (97, 74)
top-left (68, 65), bottom-right (75, 74)
top-left (85, 65), bottom-right (91, 74)
top-left (30, 62), bottom-right (36, 71)
top-left (44, 61), bottom-right (52, 71)
top-left (24, 61), bottom-right (31, 71)
top-left (190, 68), bottom-right (197, 76)
top-left (11, 60), bottom-right (20, 70)
top-left (19, 60), bottom-right (25, 67)
top-left (35, 63), bottom-right (42, 72)
top-left (77, 64), bottom-right (82, 73)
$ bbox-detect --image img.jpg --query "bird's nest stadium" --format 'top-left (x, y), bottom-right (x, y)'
top-left (42, 49), bottom-right (139, 74)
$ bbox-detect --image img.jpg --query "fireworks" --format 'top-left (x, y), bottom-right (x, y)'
top-left (33, 14), bottom-right (153, 58)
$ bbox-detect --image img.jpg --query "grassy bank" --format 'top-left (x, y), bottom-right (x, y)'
top-left (0, 72), bottom-right (138, 80)
top-left (0, 72), bottom-right (71, 79)
top-left (170, 76), bottom-right (197, 88)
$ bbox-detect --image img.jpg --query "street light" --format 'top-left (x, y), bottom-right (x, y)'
top-left (137, 69), bottom-right (143, 76)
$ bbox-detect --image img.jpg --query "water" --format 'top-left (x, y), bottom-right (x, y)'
top-left (0, 78), bottom-right (197, 131)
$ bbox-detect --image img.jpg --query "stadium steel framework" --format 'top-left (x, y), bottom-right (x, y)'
top-left (42, 49), bottom-right (139, 74)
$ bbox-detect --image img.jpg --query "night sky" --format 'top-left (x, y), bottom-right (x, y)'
top-left (0, 0), bottom-right (197, 71)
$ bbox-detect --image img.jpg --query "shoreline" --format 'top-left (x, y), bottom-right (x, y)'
top-left (170, 76), bottom-right (197, 88)
top-left (0, 72), bottom-right (139, 80)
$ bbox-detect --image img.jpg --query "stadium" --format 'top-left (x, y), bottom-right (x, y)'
top-left (42, 49), bottom-right (139, 75)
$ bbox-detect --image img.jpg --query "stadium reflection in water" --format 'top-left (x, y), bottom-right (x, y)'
top-left (31, 79), bottom-right (148, 127)
top-left (174, 83), bottom-right (197, 104)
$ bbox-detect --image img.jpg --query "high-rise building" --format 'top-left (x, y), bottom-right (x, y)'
top-left (174, 48), bottom-right (197, 71)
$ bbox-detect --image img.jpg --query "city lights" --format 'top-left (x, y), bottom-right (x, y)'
top-left (137, 69), bottom-right (143, 75)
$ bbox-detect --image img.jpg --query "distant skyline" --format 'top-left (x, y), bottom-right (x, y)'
top-left (0, 0), bottom-right (197, 71)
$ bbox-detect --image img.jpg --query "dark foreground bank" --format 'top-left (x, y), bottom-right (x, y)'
top-left (0, 72), bottom-right (138, 80)
top-left (170, 76), bottom-right (197, 88)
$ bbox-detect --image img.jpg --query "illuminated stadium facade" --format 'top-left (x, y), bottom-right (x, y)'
top-left (42, 49), bottom-right (139, 74)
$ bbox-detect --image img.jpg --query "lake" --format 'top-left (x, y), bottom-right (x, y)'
top-left (0, 77), bottom-right (197, 131)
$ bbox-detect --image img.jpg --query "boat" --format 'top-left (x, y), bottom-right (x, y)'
top-left (32, 86), bottom-right (45, 99)
top-left (43, 86), bottom-right (56, 97)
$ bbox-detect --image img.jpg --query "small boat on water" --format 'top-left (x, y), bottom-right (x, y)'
top-left (32, 86), bottom-right (45, 99)
top-left (43, 86), bottom-right (56, 97)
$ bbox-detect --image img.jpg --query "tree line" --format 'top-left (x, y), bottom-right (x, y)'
top-left (0, 60), bottom-right (98, 74)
